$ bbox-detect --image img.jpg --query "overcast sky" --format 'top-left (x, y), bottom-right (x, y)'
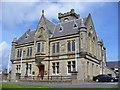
top-left (0, 1), bottom-right (118, 71)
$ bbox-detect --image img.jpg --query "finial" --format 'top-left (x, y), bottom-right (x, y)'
top-left (81, 18), bottom-right (85, 27)
top-left (82, 18), bottom-right (84, 22)
top-left (70, 9), bottom-right (75, 14)
top-left (42, 10), bottom-right (44, 15)
top-left (13, 36), bottom-right (17, 42)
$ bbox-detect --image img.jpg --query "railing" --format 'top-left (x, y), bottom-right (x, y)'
top-left (20, 76), bottom-right (72, 81)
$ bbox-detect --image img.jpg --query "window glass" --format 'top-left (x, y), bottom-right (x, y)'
top-left (42, 42), bottom-right (44, 52)
top-left (56, 43), bottom-right (59, 53)
top-left (72, 61), bottom-right (76, 71)
top-left (52, 62), bottom-right (59, 74)
top-left (72, 61), bottom-right (75, 65)
top-left (29, 64), bottom-right (32, 74)
top-left (37, 43), bottom-right (40, 52)
top-left (68, 66), bottom-right (71, 73)
top-left (52, 43), bottom-right (55, 53)
top-left (16, 65), bottom-right (18, 70)
top-left (52, 63), bottom-right (55, 74)
top-left (30, 48), bottom-right (32, 56)
top-left (68, 41), bottom-right (71, 52)
top-left (68, 62), bottom-right (71, 65)
top-left (17, 50), bottom-right (19, 57)
top-left (57, 62), bottom-right (59, 74)
top-left (53, 63), bottom-right (55, 66)
top-left (17, 49), bottom-right (22, 57)
top-left (68, 61), bottom-right (76, 73)
top-left (27, 48), bottom-right (29, 56)
top-left (53, 67), bottom-right (55, 74)
top-left (72, 40), bottom-right (75, 51)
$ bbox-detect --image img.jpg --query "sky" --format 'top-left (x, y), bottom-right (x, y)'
top-left (0, 1), bottom-right (118, 71)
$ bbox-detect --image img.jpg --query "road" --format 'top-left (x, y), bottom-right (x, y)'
top-left (2, 81), bottom-right (119, 88)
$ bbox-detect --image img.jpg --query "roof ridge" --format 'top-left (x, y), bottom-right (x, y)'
top-left (107, 61), bottom-right (119, 62)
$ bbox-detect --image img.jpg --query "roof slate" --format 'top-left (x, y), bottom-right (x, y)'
top-left (16, 17), bottom-right (87, 45)
top-left (106, 61), bottom-right (120, 68)
top-left (17, 30), bottom-right (35, 45)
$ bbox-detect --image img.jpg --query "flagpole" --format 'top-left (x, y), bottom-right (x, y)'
top-left (8, 53), bottom-right (11, 73)
top-left (20, 50), bottom-right (23, 73)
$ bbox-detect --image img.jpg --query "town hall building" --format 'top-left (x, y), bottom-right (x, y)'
top-left (10, 9), bottom-right (115, 82)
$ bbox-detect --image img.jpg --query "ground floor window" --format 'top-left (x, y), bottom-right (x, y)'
top-left (67, 61), bottom-right (76, 73)
top-left (52, 62), bottom-right (59, 74)
top-left (16, 65), bottom-right (21, 73)
top-left (26, 63), bottom-right (32, 75)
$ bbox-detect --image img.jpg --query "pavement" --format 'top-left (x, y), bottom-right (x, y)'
top-left (2, 81), bottom-right (120, 88)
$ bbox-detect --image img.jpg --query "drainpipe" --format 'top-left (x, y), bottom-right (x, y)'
top-left (20, 50), bottom-right (23, 74)
top-left (48, 40), bottom-right (50, 80)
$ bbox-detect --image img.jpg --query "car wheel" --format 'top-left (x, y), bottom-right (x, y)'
top-left (111, 79), bottom-right (114, 82)
top-left (96, 79), bottom-right (99, 82)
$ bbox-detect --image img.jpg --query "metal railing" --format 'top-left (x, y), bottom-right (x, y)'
top-left (20, 76), bottom-right (72, 81)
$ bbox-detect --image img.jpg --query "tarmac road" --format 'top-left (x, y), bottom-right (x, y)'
top-left (2, 81), bottom-right (119, 88)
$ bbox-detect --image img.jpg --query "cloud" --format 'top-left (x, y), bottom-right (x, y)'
top-left (2, 0), bottom-right (119, 2)
top-left (2, 2), bottom-right (106, 29)
top-left (106, 54), bottom-right (118, 61)
top-left (0, 41), bottom-right (11, 71)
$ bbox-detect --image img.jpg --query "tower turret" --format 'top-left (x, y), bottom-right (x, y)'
top-left (79, 18), bottom-right (87, 54)
top-left (58, 9), bottom-right (80, 22)
top-left (11, 36), bottom-right (17, 63)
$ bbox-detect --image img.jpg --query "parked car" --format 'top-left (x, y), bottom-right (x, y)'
top-left (93, 74), bottom-right (118, 82)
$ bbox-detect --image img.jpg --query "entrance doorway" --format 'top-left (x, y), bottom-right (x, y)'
top-left (37, 64), bottom-right (45, 79)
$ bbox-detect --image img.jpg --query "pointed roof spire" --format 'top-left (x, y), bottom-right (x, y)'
top-left (42, 10), bottom-right (44, 16)
top-left (79, 18), bottom-right (87, 31)
top-left (81, 18), bottom-right (85, 27)
top-left (13, 36), bottom-right (17, 42)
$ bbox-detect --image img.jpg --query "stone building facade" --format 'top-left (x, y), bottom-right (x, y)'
top-left (10, 9), bottom-right (115, 81)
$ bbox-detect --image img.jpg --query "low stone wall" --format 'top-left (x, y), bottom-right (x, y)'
top-left (19, 79), bottom-right (72, 84)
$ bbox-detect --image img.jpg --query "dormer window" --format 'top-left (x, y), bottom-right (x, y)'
top-left (59, 26), bottom-right (63, 32)
top-left (25, 36), bottom-right (28, 39)
top-left (50, 34), bottom-right (53, 38)
top-left (25, 34), bottom-right (29, 39)
top-left (73, 23), bottom-right (77, 28)
top-left (73, 20), bottom-right (78, 29)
